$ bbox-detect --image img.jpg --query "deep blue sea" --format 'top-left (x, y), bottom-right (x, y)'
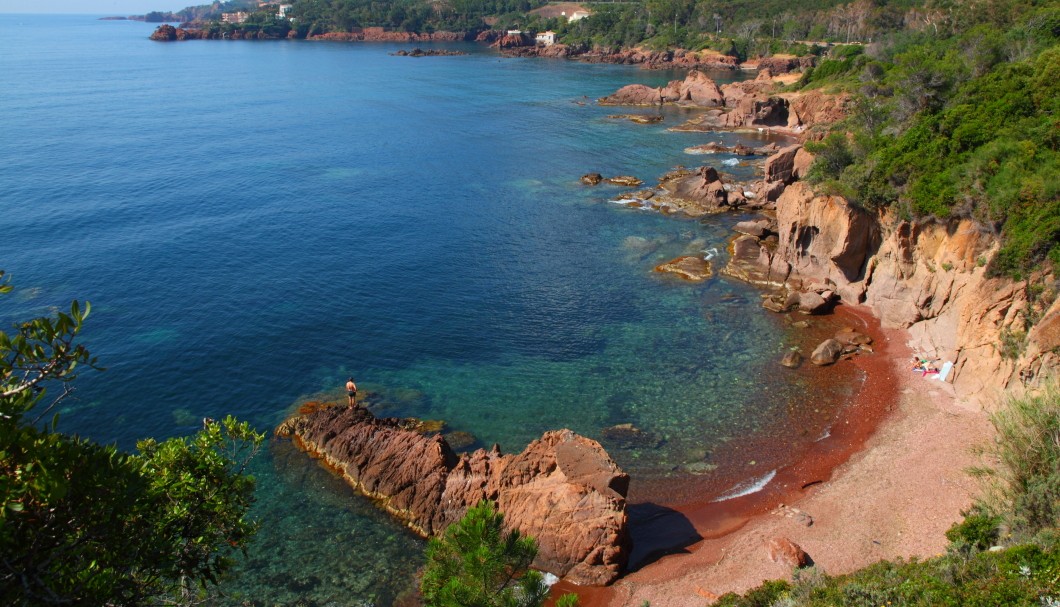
top-left (0, 15), bottom-right (857, 605)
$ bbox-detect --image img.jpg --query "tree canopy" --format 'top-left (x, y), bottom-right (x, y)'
top-left (421, 501), bottom-right (578, 607)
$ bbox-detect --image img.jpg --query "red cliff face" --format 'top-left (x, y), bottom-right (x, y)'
top-left (276, 406), bottom-right (630, 585)
top-left (723, 152), bottom-right (1060, 403)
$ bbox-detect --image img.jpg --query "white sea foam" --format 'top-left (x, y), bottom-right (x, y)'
top-left (712, 469), bottom-right (777, 502)
top-left (542, 572), bottom-right (560, 587)
top-left (722, 158), bottom-right (740, 166)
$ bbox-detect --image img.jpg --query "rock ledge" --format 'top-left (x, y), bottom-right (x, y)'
top-left (277, 404), bottom-right (630, 585)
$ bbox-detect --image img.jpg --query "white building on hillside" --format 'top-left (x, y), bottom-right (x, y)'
top-left (535, 30), bottom-right (556, 46)
top-left (221, 11), bottom-right (248, 24)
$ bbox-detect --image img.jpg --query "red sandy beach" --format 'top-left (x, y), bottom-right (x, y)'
top-left (554, 304), bottom-right (993, 605)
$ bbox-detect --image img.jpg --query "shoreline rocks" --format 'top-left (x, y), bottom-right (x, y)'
top-left (654, 256), bottom-right (714, 281)
top-left (391, 48), bottom-right (468, 57)
top-left (277, 404), bottom-right (630, 585)
top-left (600, 70), bottom-right (848, 137)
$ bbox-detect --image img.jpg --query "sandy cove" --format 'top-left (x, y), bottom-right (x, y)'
top-left (553, 304), bottom-right (993, 605)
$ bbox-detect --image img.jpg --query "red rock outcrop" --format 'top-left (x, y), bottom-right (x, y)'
top-left (767, 537), bottom-right (812, 568)
top-left (552, 47), bottom-right (738, 69)
top-left (648, 166), bottom-right (734, 215)
top-left (599, 71), bottom-right (725, 107)
top-left (149, 24), bottom-right (177, 40)
top-left (755, 55), bottom-right (816, 74)
top-left (669, 79), bottom-right (849, 135)
top-left (277, 406), bottom-right (630, 585)
top-left (495, 31), bottom-right (532, 48)
top-left (763, 144), bottom-right (803, 184)
top-left (661, 70), bottom-right (724, 106)
top-left (599, 84), bottom-right (664, 106)
top-left (725, 175), bottom-right (1058, 402)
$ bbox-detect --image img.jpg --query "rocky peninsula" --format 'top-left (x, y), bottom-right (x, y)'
top-left (276, 403), bottom-right (630, 585)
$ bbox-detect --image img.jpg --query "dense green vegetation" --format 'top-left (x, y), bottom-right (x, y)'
top-left (421, 501), bottom-right (578, 607)
top-left (0, 271), bottom-right (264, 605)
top-left (801, 6), bottom-right (1060, 278)
top-left (715, 384), bottom-right (1060, 606)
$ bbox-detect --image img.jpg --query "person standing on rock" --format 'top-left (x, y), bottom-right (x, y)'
top-left (346, 377), bottom-right (358, 409)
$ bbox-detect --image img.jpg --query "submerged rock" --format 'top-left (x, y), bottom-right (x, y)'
top-left (600, 423), bottom-right (662, 449)
top-left (607, 114), bottom-right (664, 124)
top-left (607, 175), bottom-right (644, 187)
top-left (443, 430), bottom-right (477, 450)
top-left (780, 350), bottom-right (802, 368)
top-left (654, 256), bottom-right (714, 281)
top-left (277, 405), bottom-right (629, 585)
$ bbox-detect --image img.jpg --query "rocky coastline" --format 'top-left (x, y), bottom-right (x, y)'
top-left (276, 403), bottom-right (630, 585)
top-left (590, 67), bottom-right (1058, 401)
top-left (238, 44), bottom-right (1059, 600)
top-left (549, 65), bottom-right (1056, 602)
top-left (149, 23), bottom-right (471, 42)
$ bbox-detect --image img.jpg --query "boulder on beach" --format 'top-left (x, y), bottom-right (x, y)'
top-left (810, 339), bottom-right (844, 365)
top-left (834, 328), bottom-right (873, 346)
top-left (767, 537), bottom-right (812, 568)
top-left (797, 291), bottom-right (830, 314)
top-left (780, 350), bottom-right (803, 368)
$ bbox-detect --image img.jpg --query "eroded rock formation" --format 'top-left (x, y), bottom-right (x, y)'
top-left (598, 70), bottom-right (724, 106)
top-left (724, 163), bottom-right (1058, 401)
top-left (276, 405), bottom-right (630, 585)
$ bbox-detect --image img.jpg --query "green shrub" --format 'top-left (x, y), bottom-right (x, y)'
top-left (714, 579), bottom-right (791, 606)
top-left (973, 383), bottom-right (1060, 539)
top-left (946, 509), bottom-right (1002, 552)
top-left (420, 501), bottom-right (578, 607)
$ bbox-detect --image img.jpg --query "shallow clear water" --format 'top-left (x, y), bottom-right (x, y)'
top-left (0, 15), bottom-right (850, 605)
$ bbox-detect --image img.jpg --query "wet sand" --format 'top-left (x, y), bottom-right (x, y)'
top-left (555, 304), bottom-right (992, 605)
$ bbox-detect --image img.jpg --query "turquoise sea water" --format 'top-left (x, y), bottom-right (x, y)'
top-left (0, 15), bottom-right (855, 605)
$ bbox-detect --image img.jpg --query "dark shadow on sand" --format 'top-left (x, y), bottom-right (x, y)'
top-left (625, 502), bottom-right (702, 571)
